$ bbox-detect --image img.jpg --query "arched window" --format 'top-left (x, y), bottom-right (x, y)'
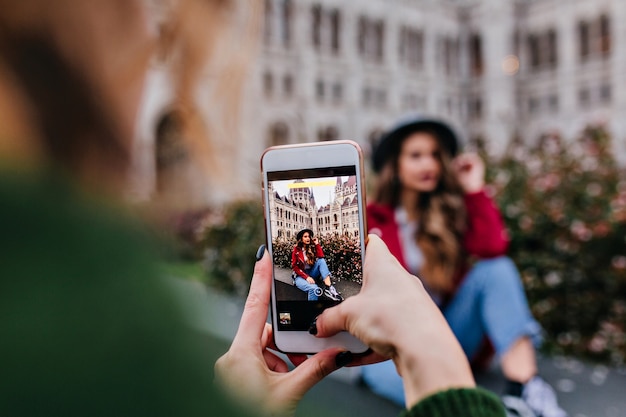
top-left (155, 111), bottom-right (187, 195)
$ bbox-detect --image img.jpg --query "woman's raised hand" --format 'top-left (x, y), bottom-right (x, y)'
top-left (453, 152), bottom-right (485, 194)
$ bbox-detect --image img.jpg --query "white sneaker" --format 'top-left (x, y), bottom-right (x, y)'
top-left (502, 395), bottom-right (537, 417)
top-left (323, 285), bottom-right (342, 301)
top-left (522, 376), bottom-right (569, 417)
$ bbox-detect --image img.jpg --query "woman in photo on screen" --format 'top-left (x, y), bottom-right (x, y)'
top-left (291, 228), bottom-right (342, 301)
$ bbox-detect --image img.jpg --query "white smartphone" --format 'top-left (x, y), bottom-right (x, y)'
top-left (260, 140), bottom-right (369, 354)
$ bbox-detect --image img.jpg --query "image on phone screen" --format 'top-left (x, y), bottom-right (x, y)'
top-left (266, 166), bottom-right (364, 331)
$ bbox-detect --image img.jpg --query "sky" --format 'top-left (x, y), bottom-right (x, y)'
top-left (271, 176), bottom-right (350, 207)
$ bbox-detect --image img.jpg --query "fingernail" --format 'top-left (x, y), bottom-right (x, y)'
top-left (255, 244), bottom-right (266, 261)
top-left (308, 318), bottom-right (318, 335)
top-left (335, 351), bottom-right (353, 368)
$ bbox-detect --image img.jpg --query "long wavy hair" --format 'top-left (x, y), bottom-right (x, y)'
top-left (296, 230), bottom-right (317, 267)
top-left (373, 128), bottom-right (467, 292)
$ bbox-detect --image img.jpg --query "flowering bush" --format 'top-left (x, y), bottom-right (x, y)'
top-left (484, 125), bottom-right (626, 364)
top-left (202, 200), bottom-right (265, 296)
top-left (272, 234), bottom-right (363, 285)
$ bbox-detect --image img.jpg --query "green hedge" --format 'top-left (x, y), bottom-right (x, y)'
top-left (272, 234), bottom-right (363, 285)
top-left (202, 201), bottom-right (265, 295)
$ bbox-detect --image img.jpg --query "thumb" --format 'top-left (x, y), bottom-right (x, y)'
top-left (280, 348), bottom-right (345, 396)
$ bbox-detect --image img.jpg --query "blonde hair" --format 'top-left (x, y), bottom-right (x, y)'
top-left (373, 130), bottom-right (467, 292)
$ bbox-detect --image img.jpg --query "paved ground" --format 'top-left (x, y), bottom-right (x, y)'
top-left (274, 266), bottom-right (362, 300)
top-left (174, 278), bottom-right (626, 417)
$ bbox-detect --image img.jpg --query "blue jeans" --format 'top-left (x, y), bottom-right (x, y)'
top-left (294, 258), bottom-right (331, 301)
top-left (294, 277), bottom-right (320, 301)
top-left (361, 256), bottom-right (542, 407)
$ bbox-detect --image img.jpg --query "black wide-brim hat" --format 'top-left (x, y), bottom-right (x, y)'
top-left (372, 114), bottom-right (460, 173)
top-left (296, 228), bottom-right (314, 241)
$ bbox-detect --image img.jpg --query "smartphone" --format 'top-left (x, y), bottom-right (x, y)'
top-left (260, 140), bottom-right (369, 354)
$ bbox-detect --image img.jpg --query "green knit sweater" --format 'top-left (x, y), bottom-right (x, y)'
top-left (402, 388), bottom-right (505, 417)
top-left (0, 168), bottom-right (505, 417)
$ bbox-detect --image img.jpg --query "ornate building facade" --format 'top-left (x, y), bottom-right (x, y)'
top-left (134, 0), bottom-right (626, 205)
top-left (269, 177), bottom-right (360, 241)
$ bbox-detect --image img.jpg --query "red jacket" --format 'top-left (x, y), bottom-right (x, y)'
top-left (291, 244), bottom-right (325, 279)
top-left (367, 190), bottom-right (509, 292)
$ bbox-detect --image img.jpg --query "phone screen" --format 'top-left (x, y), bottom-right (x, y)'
top-left (266, 165), bottom-right (364, 331)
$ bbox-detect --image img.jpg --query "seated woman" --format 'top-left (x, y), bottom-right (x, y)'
top-left (291, 229), bottom-right (342, 301)
top-left (362, 115), bottom-right (568, 417)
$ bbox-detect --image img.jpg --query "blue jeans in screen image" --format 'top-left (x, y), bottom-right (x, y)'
top-left (294, 258), bottom-right (331, 301)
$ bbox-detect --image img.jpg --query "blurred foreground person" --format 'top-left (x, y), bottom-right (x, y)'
top-left (0, 1), bottom-right (504, 416)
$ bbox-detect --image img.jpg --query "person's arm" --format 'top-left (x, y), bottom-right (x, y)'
top-left (315, 243), bottom-right (324, 258)
top-left (453, 153), bottom-right (508, 257)
top-left (463, 190), bottom-right (509, 257)
top-left (291, 246), bottom-right (308, 279)
top-left (401, 388), bottom-right (505, 417)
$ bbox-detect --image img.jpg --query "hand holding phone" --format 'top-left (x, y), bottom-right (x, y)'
top-left (261, 141), bottom-right (369, 354)
top-left (214, 247), bottom-right (348, 417)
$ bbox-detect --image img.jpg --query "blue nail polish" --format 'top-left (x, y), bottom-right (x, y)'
top-left (255, 244), bottom-right (266, 261)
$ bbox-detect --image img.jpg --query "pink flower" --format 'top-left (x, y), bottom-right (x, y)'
top-left (611, 256), bottom-right (626, 270)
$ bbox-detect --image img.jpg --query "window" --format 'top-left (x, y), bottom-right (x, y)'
top-left (468, 96), bottom-right (483, 119)
top-left (357, 17), bottom-right (385, 63)
top-left (268, 122), bottom-right (289, 146)
top-left (578, 88), bottom-right (590, 107)
top-left (332, 82), bottom-right (343, 102)
top-left (547, 30), bottom-right (558, 67)
top-left (528, 34), bottom-right (540, 69)
top-left (548, 94), bottom-right (559, 112)
top-left (469, 33), bottom-right (483, 77)
top-left (155, 111), bottom-right (187, 195)
top-left (264, 0), bottom-right (273, 44)
top-left (315, 79), bottom-right (325, 101)
top-left (399, 27), bottom-right (424, 68)
top-left (599, 14), bottom-right (611, 54)
top-left (374, 21), bottom-right (384, 61)
top-left (263, 71), bottom-right (273, 97)
top-left (578, 21), bottom-right (590, 60)
top-left (528, 97), bottom-right (539, 114)
top-left (317, 126), bottom-right (339, 141)
top-left (283, 74), bottom-right (293, 97)
top-left (357, 17), bottom-right (366, 55)
top-left (599, 84), bottom-right (611, 103)
top-left (280, 0), bottom-right (293, 47)
top-left (330, 10), bottom-right (341, 53)
top-left (312, 5), bottom-right (321, 48)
